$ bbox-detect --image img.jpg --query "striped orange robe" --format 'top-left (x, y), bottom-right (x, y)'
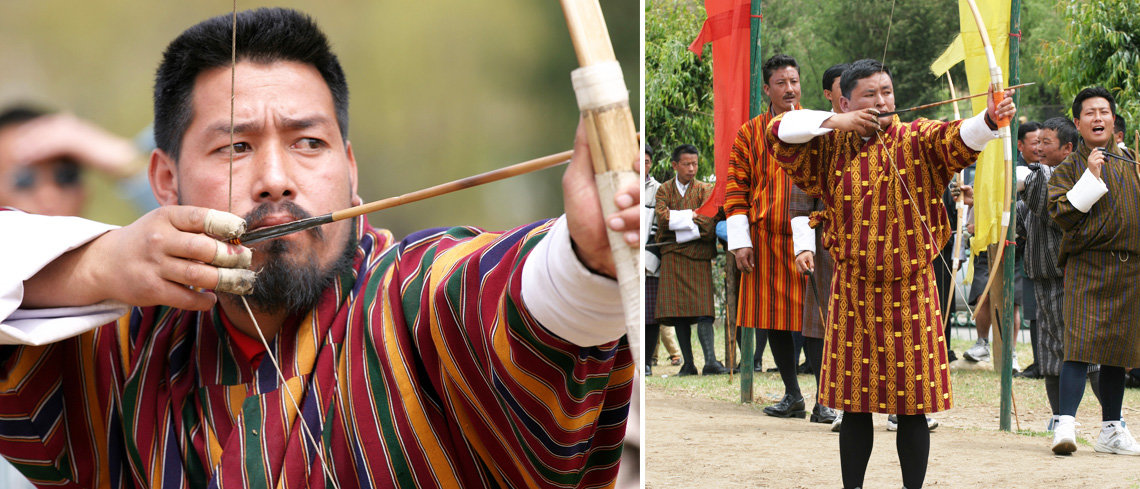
top-left (726, 109), bottom-right (805, 330)
top-left (767, 114), bottom-right (980, 414)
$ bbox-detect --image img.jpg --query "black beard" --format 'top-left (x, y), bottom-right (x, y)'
top-left (230, 201), bottom-right (357, 315)
top-left (243, 228), bottom-right (357, 315)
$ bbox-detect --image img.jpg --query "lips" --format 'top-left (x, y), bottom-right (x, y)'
top-left (249, 214), bottom-right (295, 231)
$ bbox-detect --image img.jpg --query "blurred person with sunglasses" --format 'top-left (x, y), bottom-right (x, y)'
top-left (0, 106), bottom-right (146, 217)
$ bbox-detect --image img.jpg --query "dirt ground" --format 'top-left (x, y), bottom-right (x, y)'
top-left (646, 380), bottom-right (1140, 489)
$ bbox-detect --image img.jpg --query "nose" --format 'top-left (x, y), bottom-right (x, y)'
top-left (250, 143), bottom-right (296, 203)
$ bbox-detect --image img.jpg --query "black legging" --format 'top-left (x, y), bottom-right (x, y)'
top-left (1060, 361), bottom-right (1125, 420)
top-left (803, 336), bottom-right (824, 390)
top-left (840, 412), bottom-right (929, 489)
top-left (766, 329), bottom-right (801, 398)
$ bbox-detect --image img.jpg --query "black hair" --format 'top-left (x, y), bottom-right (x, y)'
top-left (822, 63), bottom-right (850, 93)
top-left (671, 144), bottom-right (699, 162)
top-left (153, 8), bottom-right (349, 162)
top-left (0, 106), bottom-right (48, 132)
top-left (645, 143), bottom-right (653, 157)
top-left (1114, 114), bottom-right (1126, 134)
top-left (1070, 86), bottom-right (1115, 121)
top-left (1017, 121), bottom-right (1041, 141)
top-left (840, 59), bottom-right (891, 99)
top-left (762, 54), bottom-right (799, 85)
top-left (1042, 116), bottom-right (1078, 149)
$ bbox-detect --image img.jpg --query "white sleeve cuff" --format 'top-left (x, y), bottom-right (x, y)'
top-left (668, 209), bottom-right (700, 243)
top-left (960, 112), bottom-right (1000, 152)
top-left (777, 110), bottom-right (836, 144)
top-left (1015, 165), bottom-right (1032, 192)
top-left (1066, 169), bottom-right (1109, 213)
top-left (0, 211), bottom-right (124, 345)
top-left (726, 214), bottom-right (752, 251)
top-left (791, 216), bottom-right (816, 254)
top-left (520, 216), bottom-right (624, 346)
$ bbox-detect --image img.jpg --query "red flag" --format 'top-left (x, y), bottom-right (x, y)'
top-left (690, 0), bottom-right (752, 217)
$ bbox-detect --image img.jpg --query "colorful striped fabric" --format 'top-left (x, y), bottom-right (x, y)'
top-left (0, 219), bottom-right (632, 488)
top-left (789, 184), bottom-right (831, 340)
top-left (726, 110), bottom-right (804, 330)
top-left (767, 115), bottom-right (980, 414)
top-left (1047, 143), bottom-right (1140, 368)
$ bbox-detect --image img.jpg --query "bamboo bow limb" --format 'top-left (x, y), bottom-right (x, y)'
top-left (878, 82), bottom-right (1034, 118)
top-left (559, 0), bottom-right (641, 367)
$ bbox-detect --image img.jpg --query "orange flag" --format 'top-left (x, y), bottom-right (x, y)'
top-left (689, 0), bottom-right (753, 217)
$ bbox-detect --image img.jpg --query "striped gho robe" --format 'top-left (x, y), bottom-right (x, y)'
top-left (767, 113), bottom-right (982, 415)
top-left (1019, 163), bottom-right (1067, 376)
top-left (0, 219), bottom-right (632, 488)
top-left (789, 185), bottom-right (832, 340)
top-left (725, 107), bottom-right (805, 330)
top-left (653, 178), bottom-right (717, 320)
top-left (1047, 142), bottom-right (1140, 368)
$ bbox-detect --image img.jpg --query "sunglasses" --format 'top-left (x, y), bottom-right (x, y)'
top-left (12, 159), bottom-right (82, 190)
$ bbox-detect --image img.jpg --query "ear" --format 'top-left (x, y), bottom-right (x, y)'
top-left (840, 96), bottom-right (851, 113)
top-left (345, 140), bottom-right (361, 206)
top-left (149, 149), bottom-right (180, 206)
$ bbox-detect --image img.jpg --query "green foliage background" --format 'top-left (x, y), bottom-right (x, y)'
top-left (644, 0), bottom-right (1117, 183)
top-left (0, 1), bottom-right (638, 237)
top-left (1040, 0), bottom-right (1140, 127)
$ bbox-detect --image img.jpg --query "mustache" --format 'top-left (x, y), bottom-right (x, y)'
top-left (243, 201), bottom-right (324, 241)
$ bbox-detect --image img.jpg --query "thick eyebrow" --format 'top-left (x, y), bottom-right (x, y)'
top-left (205, 115), bottom-right (335, 137)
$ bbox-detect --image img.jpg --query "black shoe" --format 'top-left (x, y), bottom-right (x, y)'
top-left (766, 366), bottom-right (779, 373)
top-left (809, 403), bottom-right (837, 423)
top-left (645, 364), bottom-right (652, 377)
top-left (1014, 363), bottom-right (1042, 379)
top-left (763, 394), bottom-right (806, 418)
top-left (797, 361), bottom-right (812, 374)
top-left (702, 361), bottom-right (729, 375)
top-left (753, 361), bottom-right (764, 372)
top-left (676, 364), bottom-right (699, 376)
top-left (947, 349), bottom-right (958, 363)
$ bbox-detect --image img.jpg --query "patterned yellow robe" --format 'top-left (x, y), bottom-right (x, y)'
top-left (767, 114), bottom-right (981, 414)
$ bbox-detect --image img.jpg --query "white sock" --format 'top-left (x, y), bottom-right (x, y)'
top-left (1103, 420), bottom-right (1122, 433)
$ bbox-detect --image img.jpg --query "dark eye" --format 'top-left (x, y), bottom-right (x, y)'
top-left (226, 142), bottom-right (251, 154)
top-left (294, 138), bottom-right (324, 150)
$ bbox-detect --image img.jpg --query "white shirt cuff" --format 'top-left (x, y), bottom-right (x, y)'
top-left (668, 209), bottom-right (700, 243)
top-left (0, 211), bottom-right (126, 345)
top-left (777, 110), bottom-right (836, 144)
top-left (791, 216), bottom-right (816, 254)
top-left (726, 214), bottom-right (752, 251)
top-left (1015, 165), bottom-right (1032, 192)
top-left (1066, 168), bottom-right (1109, 213)
top-left (521, 216), bottom-right (624, 346)
top-left (960, 112), bottom-right (1000, 152)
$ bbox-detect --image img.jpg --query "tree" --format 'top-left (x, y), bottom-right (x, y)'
top-left (1040, 0), bottom-right (1140, 126)
top-left (646, 0), bottom-right (715, 182)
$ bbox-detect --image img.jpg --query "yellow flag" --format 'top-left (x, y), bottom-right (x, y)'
top-left (930, 0), bottom-right (1012, 259)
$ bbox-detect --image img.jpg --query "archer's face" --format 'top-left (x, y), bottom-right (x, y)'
top-left (1074, 97), bottom-right (1114, 149)
top-left (152, 60), bottom-right (360, 278)
top-left (841, 72), bottom-right (895, 128)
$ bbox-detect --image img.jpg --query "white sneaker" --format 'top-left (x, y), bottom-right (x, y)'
top-left (927, 416), bottom-right (939, 431)
top-left (831, 411), bottom-right (844, 432)
top-left (1093, 421), bottom-right (1140, 455)
top-left (1052, 415), bottom-right (1077, 454)
top-left (963, 338), bottom-right (991, 362)
top-left (1046, 415), bottom-right (1060, 432)
top-left (887, 414), bottom-right (898, 431)
top-left (1011, 352), bottom-right (1021, 372)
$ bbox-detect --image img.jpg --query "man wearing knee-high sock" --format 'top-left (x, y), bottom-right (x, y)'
top-left (725, 54), bottom-right (807, 416)
top-left (769, 58), bottom-right (1015, 488)
top-left (1046, 87), bottom-right (1140, 456)
top-left (654, 144), bottom-right (727, 376)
